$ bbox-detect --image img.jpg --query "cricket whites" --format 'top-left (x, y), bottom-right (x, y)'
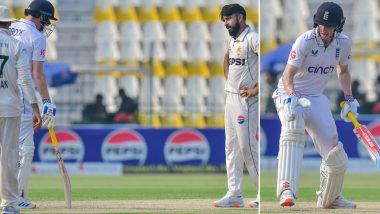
top-left (341, 102), bottom-right (380, 168)
top-left (48, 127), bottom-right (72, 208)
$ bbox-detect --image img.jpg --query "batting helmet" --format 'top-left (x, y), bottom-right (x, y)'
top-left (24, 0), bottom-right (58, 37)
top-left (313, 2), bottom-right (345, 32)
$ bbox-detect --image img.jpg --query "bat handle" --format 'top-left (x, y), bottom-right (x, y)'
top-left (48, 126), bottom-right (59, 149)
top-left (339, 101), bottom-right (361, 128)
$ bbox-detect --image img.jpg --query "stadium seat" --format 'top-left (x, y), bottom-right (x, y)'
top-left (260, 0), bottom-right (282, 53)
top-left (281, 0), bottom-right (309, 42)
top-left (352, 0), bottom-right (380, 48)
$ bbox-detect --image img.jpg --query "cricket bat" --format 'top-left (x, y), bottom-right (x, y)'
top-left (48, 127), bottom-right (72, 208)
top-left (340, 101), bottom-right (380, 168)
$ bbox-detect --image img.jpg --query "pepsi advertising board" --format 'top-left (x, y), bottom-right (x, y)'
top-left (261, 115), bottom-right (380, 162)
top-left (34, 127), bottom-right (225, 166)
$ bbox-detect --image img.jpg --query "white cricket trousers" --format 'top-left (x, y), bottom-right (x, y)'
top-left (225, 92), bottom-right (259, 196)
top-left (0, 117), bottom-right (21, 208)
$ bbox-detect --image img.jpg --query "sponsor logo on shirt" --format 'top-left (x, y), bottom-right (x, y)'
top-left (336, 48), bottom-right (340, 60)
top-left (289, 51), bottom-right (297, 60)
top-left (40, 49), bottom-right (46, 57)
top-left (311, 49), bottom-right (318, 56)
top-left (229, 58), bottom-right (246, 66)
top-left (308, 65), bottom-right (334, 74)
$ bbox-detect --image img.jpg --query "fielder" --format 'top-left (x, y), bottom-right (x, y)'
top-left (0, 6), bottom-right (41, 214)
top-left (213, 4), bottom-right (259, 208)
top-left (10, 0), bottom-right (58, 209)
top-left (273, 2), bottom-right (358, 209)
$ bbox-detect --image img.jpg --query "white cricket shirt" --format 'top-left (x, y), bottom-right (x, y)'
top-left (0, 28), bottom-right (36, 117)
top-left (277, 28), bottom-right (351, 97)
top-left (225, 26), bottom-right (259, 94)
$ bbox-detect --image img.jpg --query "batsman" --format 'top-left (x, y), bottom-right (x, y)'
top-left (272, 2), bottom-right (358, 209)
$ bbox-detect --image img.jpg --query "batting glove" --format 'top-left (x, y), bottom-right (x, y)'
top-left (340, 95), bottom-right (360, 123)
top-left (41, 99), bottom-right (56, 127)
top-left (284, 93), bottom-right (300, 121)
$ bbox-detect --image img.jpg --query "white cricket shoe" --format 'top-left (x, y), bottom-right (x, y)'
top-left (1, 206), bottom-right (20, 214)
top-left (280, 190), bottom-right (295, 207)
top-left (317, 195), bottom-right (356, 209)
top-left (213, 194), bottom-right (244, 208)
top-left (248, 198), bottom-right (259, 208)
top-left (17, 198), bottom-right (36, 209)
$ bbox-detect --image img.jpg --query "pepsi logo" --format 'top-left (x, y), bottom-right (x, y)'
top-left (102, 129), bottom-right (147, 165)
top-left (164, 129), bottom-right (210, 165)
top-left (39, 130), bottom-right (84, 162)
top-left (237, 115), bottom-right (245, 124)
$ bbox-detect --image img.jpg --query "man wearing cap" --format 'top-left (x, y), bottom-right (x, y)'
top-left (213, 3), bottom-right (259, 208)
top-left (9, 0), bottom-right (58, 209)
top-left (0, 5), bottom-right (41, 214)
top-left (273, 1), bottom-right (357, 208)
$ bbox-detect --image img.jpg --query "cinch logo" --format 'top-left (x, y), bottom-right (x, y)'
top-left (164, 130), bottom-right (210, 165)
top-left (229, 58), bottom-right (246, 66)
top-left (102, 129), bottom-right (147, 165)
top-left (307, 66), bottom-right (334, 74)
top-left (39, 130), bottom-right (84, 162)
top-left (237, 115), bottom-right (245, 124)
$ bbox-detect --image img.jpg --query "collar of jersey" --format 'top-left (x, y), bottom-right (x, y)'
top-left (19, 18), bottom-right (38, 30)
top-left (313, 28), bottom-right (338, 48)
top-left (233, 26), bottom-right (250, 42)
top-left (0, 28), bottom-right (10, 35)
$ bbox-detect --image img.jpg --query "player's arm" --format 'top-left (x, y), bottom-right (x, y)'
top-left (337, 64), bottom-right (352, 96)
top-left (282, 64), bottom-right (299, 96)
top-left (224, 49), bottom-right (229, 79)
top-left (32, 60), bottom-right (50, 100)
top-left (16, 45), bottom-right (41, 130)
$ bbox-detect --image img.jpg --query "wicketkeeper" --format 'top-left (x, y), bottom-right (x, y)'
top-left (273, 1), bottom-right (358, 209)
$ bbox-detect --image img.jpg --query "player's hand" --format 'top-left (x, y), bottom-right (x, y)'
top-left (41, 100), bottom-right (56, 127)
top-left (31, 103), bottom-right (42, 131)
top-left (340, 96), bottom-right (360, 122)
top-left (284, 95), bottom-right (299, 121)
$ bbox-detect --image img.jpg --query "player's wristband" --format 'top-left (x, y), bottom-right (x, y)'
top-left (289, 92), bottom-right (300, 98)
top-left (345, 95), bottom-right (354, 102)
top-left (42, 98), bottom-right (51, 104)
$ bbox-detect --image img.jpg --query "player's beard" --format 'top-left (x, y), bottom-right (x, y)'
top-left (228, 22), bottom-right (240, 38)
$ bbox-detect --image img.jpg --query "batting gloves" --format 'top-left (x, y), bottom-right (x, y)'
top-left (284, 93), bottom-right (300, 121)
top-left (340, 95), bottom-right (360, 123)
top-left (41, 99), bottom-right (56, 127)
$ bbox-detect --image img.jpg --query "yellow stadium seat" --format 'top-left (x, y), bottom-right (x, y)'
top-left (162, 113), bottom-right (184, 128)
top-left (93, 4), bottom-right (116, 23)
top-left (159, 5), bottom-right (181, 23)
top-left (116, 5), bottom-right (138, 23)
top-left (138, 112), bottom-right (161, 127)
top-left (184, 113), bottom-right (206, 128)
top-left (207, 112), bottom-right (225, 127)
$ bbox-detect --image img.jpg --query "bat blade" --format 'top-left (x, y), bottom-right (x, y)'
top-left (49, 127), bottom-right (72, 208)
top-left (340, 101), bottom-right (380, 168)
top-left (354, 125), bottom-right (380, 168)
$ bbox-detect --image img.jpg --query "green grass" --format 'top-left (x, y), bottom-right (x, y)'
top-left (28, 174), bottom-right (258, 202)
top-left (261, 171), bottom-right (380, 202)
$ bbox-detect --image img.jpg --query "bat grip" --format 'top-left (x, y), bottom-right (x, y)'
top-left (48, 126), bottom-right (59, 149)
top-left (340, 101), bottom-right (361, 128)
